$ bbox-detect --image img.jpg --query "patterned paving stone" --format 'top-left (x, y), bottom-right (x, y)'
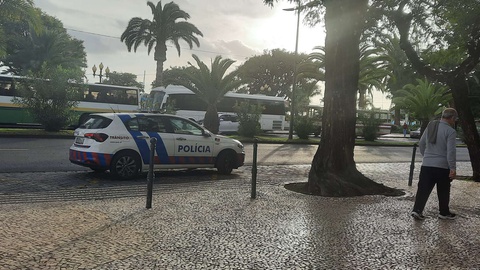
top-left (0, 162), bottom-right (479, 269)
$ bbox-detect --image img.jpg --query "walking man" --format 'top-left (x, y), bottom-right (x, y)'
top-left (411, 108), bottom-right (458, 220)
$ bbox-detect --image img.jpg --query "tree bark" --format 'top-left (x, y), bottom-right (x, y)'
top-left (450, 77), bottom-right (480, 179)
top-left (204, 104), bottom-right (219, 134)
top-left (394, 107), bottom-right (401, 126)
top-left (307, 0), bottom-right (402, 196)
top-left (154, 43), bottom-right (168, 87)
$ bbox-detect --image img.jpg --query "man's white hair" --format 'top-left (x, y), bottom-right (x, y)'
top-left (442, 108), bottom-right (458, 119)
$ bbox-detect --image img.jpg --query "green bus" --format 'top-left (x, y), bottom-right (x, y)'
top-left (0, 74), bottom-right (140, 126)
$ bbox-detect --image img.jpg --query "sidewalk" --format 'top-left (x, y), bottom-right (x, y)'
top-left (0, 162), bottom-right (479, 269)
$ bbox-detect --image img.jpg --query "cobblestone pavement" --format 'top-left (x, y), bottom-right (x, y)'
top-left (1, 162), bottom-right (479, 269)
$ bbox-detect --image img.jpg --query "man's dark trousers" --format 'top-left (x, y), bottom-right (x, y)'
top-left (413, 166), bottom-right (451, 215)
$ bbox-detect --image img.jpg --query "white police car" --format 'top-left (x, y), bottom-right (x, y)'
top-left (69, 113), bottom-right (245, 180)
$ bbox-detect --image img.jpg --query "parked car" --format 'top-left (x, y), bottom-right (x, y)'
top-left (218, 113), bottom-right (240, 134)
top-left (69, 113), bottom-right (245, 180)
top-left (199, 113), bottom-right (240, 135)
top-left (410, 128), bottom-right (421, 138)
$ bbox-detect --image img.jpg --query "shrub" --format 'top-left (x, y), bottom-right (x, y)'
top-left (13, 65), bottom-right (85, 131)
top-left (294, 116), bottom-right (314, 139)
top-left (391, 125), bottom-right (403, 134)
top-left (363, 125), bottom-right (378, 141)
top-left (357, 110), bottom-right (384, 141)
top-left (234, 101), bottom-right (263, 138)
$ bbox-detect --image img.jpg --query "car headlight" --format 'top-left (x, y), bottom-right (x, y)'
top-left (233, 140), bottom-right (244, 150)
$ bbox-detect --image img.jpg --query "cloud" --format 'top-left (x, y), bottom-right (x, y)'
top-left (33, 0), bottom-right (325, 90)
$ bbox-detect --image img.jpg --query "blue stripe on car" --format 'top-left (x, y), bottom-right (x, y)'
top-left (118, 114), bottom-right (151, 164)
top-left (146, 132), bottom-right (170, 164)
top-left (130, 130), bottom-right (151, 164)
top-left (98, 152), bottom-right (107, 166)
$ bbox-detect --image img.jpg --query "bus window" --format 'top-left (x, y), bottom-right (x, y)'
top-left (84, 90), bottom-right (96, 101)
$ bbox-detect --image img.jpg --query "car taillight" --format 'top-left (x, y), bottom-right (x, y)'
top-left (84, 133), bottom-right (109, 142)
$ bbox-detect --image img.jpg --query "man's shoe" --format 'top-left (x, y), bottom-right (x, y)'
top-left (439, 213), bottom-right (457, 220)
top-left (411, 211), bottom-right (425, 220)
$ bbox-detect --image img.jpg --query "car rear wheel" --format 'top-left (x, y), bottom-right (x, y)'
top-left (216, 151), bottom-right (235, 175)
top-left (110, 151), bottom-right (141, 180)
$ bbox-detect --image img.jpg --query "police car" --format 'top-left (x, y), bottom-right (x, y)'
top-left (69, 113), bottom-right (245, 180)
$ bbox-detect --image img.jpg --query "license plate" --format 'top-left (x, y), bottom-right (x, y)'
top-left (75, 137), bottom-right (85, 144)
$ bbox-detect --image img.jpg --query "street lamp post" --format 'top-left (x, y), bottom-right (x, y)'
top-left (92, 62), bottom-right (110, 83)
top-left (284, 1), bottom-right (301, 140)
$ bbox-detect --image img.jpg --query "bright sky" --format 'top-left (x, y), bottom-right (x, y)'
top-left (33, 0), bottom-right (391, 109)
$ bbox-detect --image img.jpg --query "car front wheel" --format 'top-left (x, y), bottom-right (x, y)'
top-left (110, 151), bottom-right (140, 180)
top-left (216, 151), bottom-right (235, 175)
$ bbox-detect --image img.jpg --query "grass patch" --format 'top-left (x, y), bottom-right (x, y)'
top-left (0, 128), bottom-right (74, 136)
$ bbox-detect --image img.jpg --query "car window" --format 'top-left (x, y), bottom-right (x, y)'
top-left (220, 114), bottom-right (237, 122)
top-left (125, 118), bottom-right (139, 131)
top-left (138, 116), bottom-right (167, 132)
top-left (168, 117), bottom-right (203, 136)
top-left (79, 116), bottom-right (112, 129)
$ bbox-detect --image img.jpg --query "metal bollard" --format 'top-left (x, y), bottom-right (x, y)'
top-left (251, 138), bottom-right (258, 199)
top-left (146, 137), bottom-right (157, 209)
top-left (408, 143), bottom-right (417, 186)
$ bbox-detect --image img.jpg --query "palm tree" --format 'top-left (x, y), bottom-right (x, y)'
top-left (165, 54), bottom-right (242, 134)
top-left (378, 35), bottom-right (419, 125)
top-left (0, 0), bottom-right (41, 58)
top-left (299, 44), bottom-right (392, 109)
top-left (357, 44), bottom-right (392, 109)
top-left (120, 1), bottom-right (203, 86)
top-left (393, 78), bottom-right (452, 134)
top-left (297, 45), bottom-right (325, 82)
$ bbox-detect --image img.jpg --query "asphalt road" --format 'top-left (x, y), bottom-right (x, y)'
top-left (0, 137), bottom-right (472, 173)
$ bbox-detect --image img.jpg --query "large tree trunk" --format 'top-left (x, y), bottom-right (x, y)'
top-left (204, 104), bottom-right (219, 134)
top-left (358, 90), bottom-right (366, 109)
top-left (155, 60), bottom-right (164, 87)
top-left (307, 0), bottom-right (402, 196)
top-left (154, 43), bottom-right (168, 87)
top-left (449, 77), bottom-right (480, 180)
top-left (394, 107), bottom-right (401, 126)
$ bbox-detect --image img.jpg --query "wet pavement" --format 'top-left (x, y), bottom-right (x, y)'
top-left (1, 162), bottom-right (479, 269)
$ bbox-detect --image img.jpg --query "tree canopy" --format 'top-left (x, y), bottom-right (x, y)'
top-left (393, 78), bottom-right (452, 133)
top-left (1, 11), bottom-right (86, 75)
top-left (13, 65), bottom-right (85, 131)
top-left (0, 0), bottom-right (42, 58)
top-left (102, 71), bottom-right (144, 90)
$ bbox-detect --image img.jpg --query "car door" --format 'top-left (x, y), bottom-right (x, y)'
top-left (126, 115), bottom-right (176, 166)
top-left (166, 116), bottom-right (215, 165)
